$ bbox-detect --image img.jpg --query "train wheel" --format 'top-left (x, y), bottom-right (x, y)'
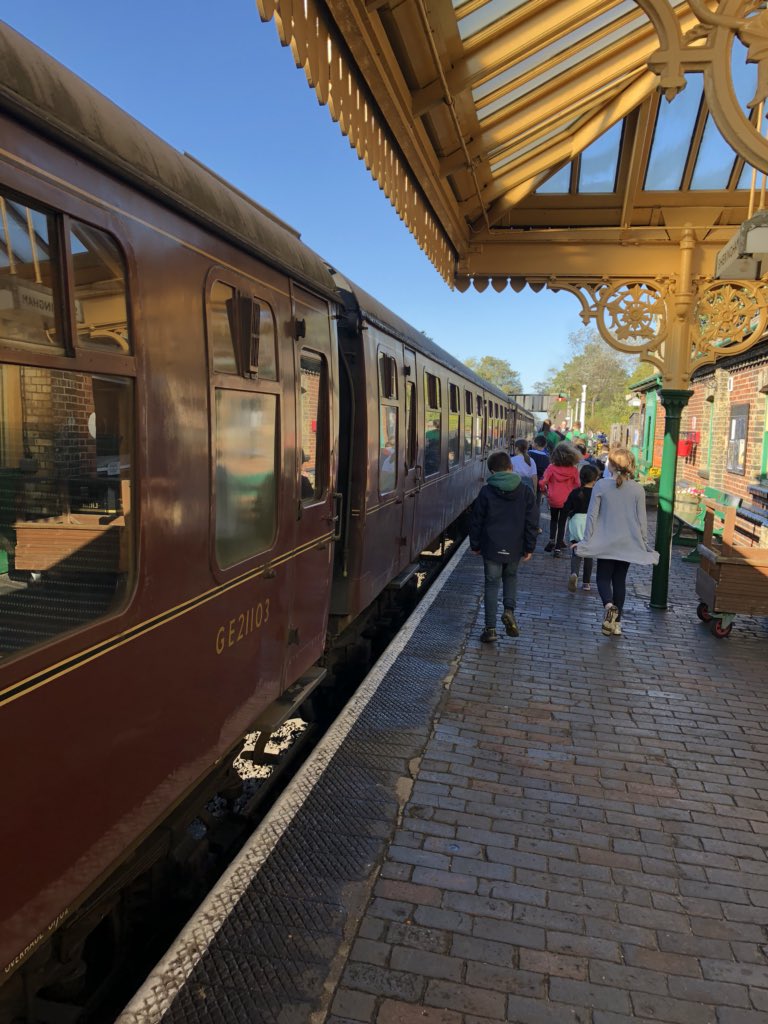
top-left (696, 602), bottom-right (712, 623)
top-left (710, 619), bottom-right (733, 639)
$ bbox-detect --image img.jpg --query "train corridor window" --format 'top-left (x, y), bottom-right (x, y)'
top-left (214, 391), bottom-right (277, 566)
top-left (424, 371), bottom-right (441, 476)
top-left (378, 352), bottom-right (398, 494)
top-left (405, 379), bottom-right (416, 469)
top-left (464, 391), bottom-right (473, 462)
top-left (448, 383), bottom-right (460, 469)
top-left (299, 350), bottom-right (328, 503)
top-left (0, 188), bottom-right (135, 658)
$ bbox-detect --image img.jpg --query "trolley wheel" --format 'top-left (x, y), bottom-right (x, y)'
top-left (710, 619), bottom-right (733, 639)
top-left (696, 602), bottom-right (712, 623)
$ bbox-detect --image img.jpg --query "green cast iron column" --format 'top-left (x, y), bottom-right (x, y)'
top-left (650, 388), bottom-right (693, 610)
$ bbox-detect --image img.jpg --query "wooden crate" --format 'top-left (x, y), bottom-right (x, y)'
top-left (696, 503), bottom-right (768, 617)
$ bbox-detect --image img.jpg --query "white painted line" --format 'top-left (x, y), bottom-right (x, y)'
top-left (118, 537), bottom-right (469, 1023)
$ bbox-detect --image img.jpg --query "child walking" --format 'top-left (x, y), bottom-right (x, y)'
top-left (510, 438), bottom-right (538, 494)
top-left (469, 450), bottom-right (538, 642)
top-left (540, 442), bottom-right (580, 556)
top-left (564, 463), bottom-right (600, 591)
top-left (575, 448), bottom-right (659, 635)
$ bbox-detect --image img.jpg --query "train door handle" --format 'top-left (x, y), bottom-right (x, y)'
top-left (323, 491), bottom-right (343, 540)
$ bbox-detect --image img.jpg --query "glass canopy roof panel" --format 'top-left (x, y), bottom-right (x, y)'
top-left (578, 121), bottom-right (623, 192)
top-left (536, 163), bottom-right (573, 194)
top-left (690, 116), bottom-right (738, 191)
top-left (472, 1), bottom-right (638, 105)
top-left (644, 75), bottom-right (704, 190)
top-left (476, 17), bottom-right (647, 123)
top-left (456, 0), bottom-right (528, 41)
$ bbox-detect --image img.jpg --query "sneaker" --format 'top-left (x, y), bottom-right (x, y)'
top-left (602, 604), bottom-right (618, 635)
top-left (501, 610), bottom-right (519, 636)
top-left (582, 582), bottom-right (591, 592)
top-left (480, 627), bottom-right (497, 643)
top-left (544, 541), bottom-right (555, 552)
top-left (553, 548), bottom-right (562, 558)
top-left (568, 573), bottom-right (578, 592)
top-left (612, 620), bottom-right (622, 636)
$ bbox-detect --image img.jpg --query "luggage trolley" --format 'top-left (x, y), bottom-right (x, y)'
top-left (695, 502), bottom-right (768, 637)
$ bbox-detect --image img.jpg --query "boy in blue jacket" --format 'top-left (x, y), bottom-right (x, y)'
top-left (469, 450), bottom-right (538, 642)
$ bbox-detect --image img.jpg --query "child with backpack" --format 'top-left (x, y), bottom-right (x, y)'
top-left (540, 442), bottom-right (581, 557)
top-left (564, 462), bottom-right (600, 591)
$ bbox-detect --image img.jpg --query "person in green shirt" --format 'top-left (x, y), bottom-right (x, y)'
top-left (566, 421), bottom-right (585, 442)
top-left (542, 419), bottom-right (563, 453)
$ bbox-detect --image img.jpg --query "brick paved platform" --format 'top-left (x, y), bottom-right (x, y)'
top-left (124, 534), bottom-right (768, 1024)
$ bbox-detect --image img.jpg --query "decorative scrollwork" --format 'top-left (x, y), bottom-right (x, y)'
top-left (691, 279), bottom-right (768, 370)
top-left (599, 281), bottom-right (667, 348)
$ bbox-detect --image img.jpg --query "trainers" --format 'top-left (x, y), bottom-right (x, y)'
top-left (582, 582), bottom-right (591, 592)
top-left (553, 547), bottom-right (562, 558)
top-left (544, 541), bottom-right (555, 552)
top-left (501, 609), bottom-right (519, 636)
top-left (480, 627), bottom-right (497, 643)
top-left (612, 620), bottom-right (622, 635)
top-left (568, 573), bottom-right (578, 592)
top-left (602, 604), bottom-right (618, 635)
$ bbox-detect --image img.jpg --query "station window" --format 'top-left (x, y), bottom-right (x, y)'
top-left (464, 390), bottom-right (473, 462)
top-left (448, 383), bottom-right (460, 469)
top-left (726, 403), bottom-right (749, 476)
top-left (378, 351), bottom-right (399, 493)
top-left (424, 371), bottom-right (442, 476)
top-left (0, 187), bottom-right (134, 657)
top-left (299, 350), bottom-right (328, 503)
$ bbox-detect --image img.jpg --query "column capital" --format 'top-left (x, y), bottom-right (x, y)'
top-left (658, 388), bottom-right (694, 411)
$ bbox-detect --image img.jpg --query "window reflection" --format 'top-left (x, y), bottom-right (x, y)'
top-left (300, 351), bottom-right (326, 503)
top-left (215, 390), bottom-right (277, 566)
top-left (0, 194), bottom-right (64, 353)
top-left (424, 372), bottom-right (441, 476)
top-left (71, 222), bottom-right (130, 353)
top-left (379, 405), bottom-right (398, 493)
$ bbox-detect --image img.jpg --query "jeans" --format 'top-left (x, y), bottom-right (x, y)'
top-left (483, 559), bottom-right (519, 628)
top-left (596, 559), bottom-right (630, 617)
top-left (570, 552), bottom-right (593, 584)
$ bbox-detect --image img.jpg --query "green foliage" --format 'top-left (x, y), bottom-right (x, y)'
top-left (534, 328), bottom-right (645, 432)
top-left (464, 356), bottom-right (522, 395)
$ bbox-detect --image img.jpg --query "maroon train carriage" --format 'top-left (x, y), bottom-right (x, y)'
top-left (0, 21), bottom-right (532, 1019)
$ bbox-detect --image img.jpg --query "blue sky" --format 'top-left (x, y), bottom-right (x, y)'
top-left (2, 2), bottom-right (581, 389)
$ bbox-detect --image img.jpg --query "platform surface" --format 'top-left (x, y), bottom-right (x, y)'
top-left (121, 537), bottom-right (768, 1024)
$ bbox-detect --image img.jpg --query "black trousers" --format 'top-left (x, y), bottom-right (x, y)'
top-left (549, 506), bottom-right (567, 546)
top-left (596, 559), bottom-right (630, 617)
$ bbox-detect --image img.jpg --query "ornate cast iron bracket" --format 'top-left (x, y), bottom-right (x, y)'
top-left (640, 0), bottom-right (768, 171)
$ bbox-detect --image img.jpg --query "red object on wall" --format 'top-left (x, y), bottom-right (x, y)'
top-left (677, 438), bottom-right (693, 457)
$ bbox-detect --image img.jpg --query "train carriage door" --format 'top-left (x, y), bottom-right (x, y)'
top-left (286, 285), bottom-right (337, 684)
top-left (401, 347), bottom-right (418, 563)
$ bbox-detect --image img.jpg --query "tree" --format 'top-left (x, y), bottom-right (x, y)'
top-left (534, 328), bottom-right (641, 431)
top-left (463, 356), bottom-right (522, 395)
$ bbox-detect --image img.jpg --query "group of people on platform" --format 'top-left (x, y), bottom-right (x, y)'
top-left (469, 422), bottom-right (659, 643)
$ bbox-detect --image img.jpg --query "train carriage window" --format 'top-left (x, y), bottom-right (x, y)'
top-left (424, 371), bottom-right (441, 476)
top-left (378, 351), bottom-right (398, 493)
top-left (448, 383), bottom-right (460, 470)
top-left (70, 221), bottom-right (130, 353)
top-left (405, 379), bottom-right (416, 469)
top-left (299, 350), bottom-right (328, 503)
top-left (0, 193), bottom-right (65, 354)
top-left (207, 279), bottom-right (277, 379)
top-left (464, 390), bottom-right (473, 462)
top-left (215, 390), bottom-right (277, 566)
top-left (0, 186), bottom-right (136, 658)
top-left (475, 396), bottom-right (483, 457)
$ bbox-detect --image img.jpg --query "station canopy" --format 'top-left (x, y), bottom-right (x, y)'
top-left (259, 0), bottom-right (768, 288)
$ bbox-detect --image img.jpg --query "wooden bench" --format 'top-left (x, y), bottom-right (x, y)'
top-left (672, 486), bottom-right (741, 562)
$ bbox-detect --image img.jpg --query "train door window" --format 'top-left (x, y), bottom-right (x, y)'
top-left (424, 371), bottom-right (441, 476)
top-left (475, 396), bottom-right (483, 457)
top-left (0, 193), bottom-right (65, 354)
top-left (207, 277), bottom-right (278, 380)
top-left (483, 400), bottom-right (490, 452)
top-left (378, 352), bottom-right (398, 493)
top-left (448, 383), bottom-right (460, 470)
top-left (0, 187), bottom-right (136, 658)
top-left (464, 391), bottom-right (473, 462)
top-left (70, 221), bottom-right (130, 353)
top-left (405, 379), bottom-right (416, 469)
top-left (214, 390), bottom-right (278, 566)
top-left (299, 350), bottom-right (328, 503)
